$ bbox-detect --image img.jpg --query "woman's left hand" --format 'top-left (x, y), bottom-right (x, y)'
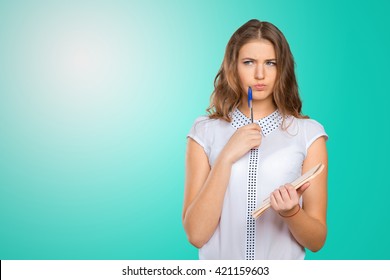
top-left (270, 182), bottom-right (311, 216)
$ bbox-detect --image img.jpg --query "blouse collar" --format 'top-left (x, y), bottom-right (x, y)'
top-left (231, 108), bottom-right (283, 136)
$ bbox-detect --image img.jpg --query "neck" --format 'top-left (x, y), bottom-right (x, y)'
top-left (238, 100), bottom-right (277, 120)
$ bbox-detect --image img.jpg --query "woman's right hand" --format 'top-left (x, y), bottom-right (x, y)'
top-left (221, 123), bottom-right (262, 164)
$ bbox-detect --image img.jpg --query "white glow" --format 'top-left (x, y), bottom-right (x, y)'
top-left (47, 23), bottom-right (117, 92)
top-left (22, 9), bottom-right (128, 94)
top-left (55, 32), bottom-right (111, 89)
top-left (61, 39), bottom-right (101, 81)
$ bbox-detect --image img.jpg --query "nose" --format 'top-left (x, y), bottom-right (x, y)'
top-left (255, 65), bottom-right (264, 79)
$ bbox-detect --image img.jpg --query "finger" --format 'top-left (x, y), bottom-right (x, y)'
top-left (247, 131), bottom-right (261, 139)
top-left (297, 182), bottom-right (311, 196)
top-left (273, 193), bottom-right (298, 213)
top-left (278, 185), bottom-right (291, 200)
top-left (279, 185), bottom-right (300, 210)
top-left (286, 184), bottom-right (300, 203)
top-left (245, 123), bottom-right (262, 132)
top-left (295, 181), bottom-right (310, 191)
top-left (251, 141), bottom-right (261, 149)
top-left (285, 184), bottom-right (297, 196)
top-left (249, 135), bottom-right (262, 148)
top-left (249, 135), bottom-right (262, 144)
top-left (272, 189), bottom-right (284, 204)
top-left (270, 194), bottom-right (279, 210)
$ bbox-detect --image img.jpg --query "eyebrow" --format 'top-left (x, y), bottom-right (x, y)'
top-left (241, 57), bottom-right (277, 61)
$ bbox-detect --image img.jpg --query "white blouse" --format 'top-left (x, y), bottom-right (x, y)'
top-left (187, 108), bottom-right (328, 260)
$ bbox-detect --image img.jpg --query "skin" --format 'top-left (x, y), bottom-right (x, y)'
top-left (182, 39), bottom-right (328, 252)
top-left (237, 39), bottom-right (277, 119)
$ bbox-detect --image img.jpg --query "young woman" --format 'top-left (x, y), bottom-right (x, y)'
top-left (183, 19), bottom-right (328, 260)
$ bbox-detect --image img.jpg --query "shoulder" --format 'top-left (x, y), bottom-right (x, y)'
top-left (292, 117), bottom-right (324, 127)
top-left (190, 115), bottom-right (226, 131)
top-left (191, 115), bottom-right (212, 127)
top-left (293, 117), bottom-right (328, 148)
top-left (187, 115), bottom-right (226, 155)
top-left (288, 117), bottom-right (326, 133)
top-left (188, 115), bottom-right (222, 139)
top-left (297, 118), bottom-right (326, 132)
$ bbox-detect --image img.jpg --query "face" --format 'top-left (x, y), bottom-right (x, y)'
top-left (237, 39), bottom-right (277, 104)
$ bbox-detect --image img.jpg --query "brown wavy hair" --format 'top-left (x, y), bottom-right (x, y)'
top-left (207, 19), bottom-right (307, 122)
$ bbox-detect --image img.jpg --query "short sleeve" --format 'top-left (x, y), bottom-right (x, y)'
top-left (304, 119), bottom-right (328, 151)
top-left (187, 116), bottom-right (210, 155)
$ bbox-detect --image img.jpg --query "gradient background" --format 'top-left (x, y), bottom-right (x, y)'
top-left (1, 0), bottom-right (389, 260)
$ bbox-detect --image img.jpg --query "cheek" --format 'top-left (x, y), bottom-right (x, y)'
top-left (266, 71), bottom-right (277, 92)
top-left (237, 67), bottom-right (246, 86)
top-left (269, 70), bottom-right (277, 85)
top-left (237, 66), bottom-right (250, 83)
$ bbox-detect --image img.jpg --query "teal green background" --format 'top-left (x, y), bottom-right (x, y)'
top-left (1, 0), bottom-right (389, 259)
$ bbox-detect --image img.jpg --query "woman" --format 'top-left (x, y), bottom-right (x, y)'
top-left (182, 19), bottom-right (328, 260)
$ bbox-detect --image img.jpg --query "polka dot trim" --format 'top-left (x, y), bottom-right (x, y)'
top-left (231, 108), bottom-right (282, 136)
top-left (231, 109), bottom-right (251, 129)
top-left (245, 148), bottom-right (258, 260)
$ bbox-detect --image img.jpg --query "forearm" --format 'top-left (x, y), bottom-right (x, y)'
top-left (281, 208), bottom-right (327, 252)
top-left (183, 155), bottom-right (232, 248)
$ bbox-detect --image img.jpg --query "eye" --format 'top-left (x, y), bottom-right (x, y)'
top-left (265, 60), bottom-right (277, 66)
top-left (243, 60), bottom-right (254, 65)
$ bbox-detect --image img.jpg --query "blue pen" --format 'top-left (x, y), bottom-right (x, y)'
top-left (248, 86), bottom-right (253, 123)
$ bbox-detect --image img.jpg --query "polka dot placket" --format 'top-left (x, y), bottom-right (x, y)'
top-left (231, 108), bottom-right (282, 260)
top-left (245, 147), bottom-right (258, 260)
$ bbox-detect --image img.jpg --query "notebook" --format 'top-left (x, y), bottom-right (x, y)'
top-left (252, 163), bottom-right (325, 219)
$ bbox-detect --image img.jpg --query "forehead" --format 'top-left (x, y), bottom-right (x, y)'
top-left (238, 39), bottom-right (276, 59)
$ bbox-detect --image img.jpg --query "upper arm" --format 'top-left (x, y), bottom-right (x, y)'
top-left (182, 137), bottom-right (211, 221)
top-left (301, 136), bottom-right (328, 225)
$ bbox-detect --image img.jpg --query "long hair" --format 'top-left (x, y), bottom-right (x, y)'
top-left (207, 19), bottom-right (307, 122)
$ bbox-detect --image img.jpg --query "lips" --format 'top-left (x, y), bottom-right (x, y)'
top-left (253, 84), bottom-right (266, 91)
